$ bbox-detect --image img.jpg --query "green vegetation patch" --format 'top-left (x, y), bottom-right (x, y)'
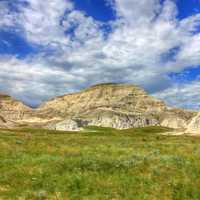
top-left (0, 127), bottom-right (199, 200)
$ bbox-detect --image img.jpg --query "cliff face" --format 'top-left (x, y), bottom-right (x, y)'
top-left (37, 83), bottom-right (196, 131)
top-left (40, 83), bottom-right (166, 115)
top-left (38, 83), bottom-right (164, 130)
top-left (0, 94), bottom-right (32, 125)
top-left (186, 113), bottom-right (200, 135)
top-left (0, 83), bottom-right (198, 133)
top-left (0, 94), bottom-right (31, 128)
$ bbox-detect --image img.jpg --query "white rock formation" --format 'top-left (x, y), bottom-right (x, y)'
top-left (186, 113), bottom-right (200, 135)
top-left (0, 83), bottom-right (199, 133)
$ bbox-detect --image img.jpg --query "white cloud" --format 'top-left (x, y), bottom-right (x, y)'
top-left (112, 0), bottom-right (161, 24)
top-left (0, 56), bottom-right (85, 106)
top-left (19, 0), bottom-right (73, 45)
top-left (154, 79), bottom-right (200, 110)
top-left (0, 0), bottom-right (200, 109)
top-left (0, 2), bottom-right (18, 28)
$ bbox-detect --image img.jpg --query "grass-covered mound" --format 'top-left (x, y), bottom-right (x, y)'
top-left (0, 127), bottom-right (199, 199)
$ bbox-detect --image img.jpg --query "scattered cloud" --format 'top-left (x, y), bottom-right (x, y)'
top-left (0, 55), bottom-right (86, 106)
top-left (0, 1), bottom-right (18, 28)
top-left (154, 79), bottom-right (200, 110)
top-left (0, 0), bottom-right (200, 109)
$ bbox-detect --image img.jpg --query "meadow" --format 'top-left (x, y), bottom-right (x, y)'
top-left (0, 126), bottom-right (200, 200)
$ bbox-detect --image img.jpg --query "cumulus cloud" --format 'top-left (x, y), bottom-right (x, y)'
top-left (112, 0), bottom-right (161, 24)
top-left (0, 55), bottom-right (86, 106)
top-left (0, 0), bottom-right (200, 109)
top-left (19, 0), bottom-right (73, 45)
top-left (154, 79), bottom-right (200, 110)
top-left (0, 1), bottom-right (19, 28)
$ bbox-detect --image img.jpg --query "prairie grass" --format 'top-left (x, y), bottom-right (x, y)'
top-left (0, 126), bottom-right (199, 199)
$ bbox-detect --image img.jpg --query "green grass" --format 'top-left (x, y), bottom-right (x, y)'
top-left (0, 126), bottom-right (200, 200)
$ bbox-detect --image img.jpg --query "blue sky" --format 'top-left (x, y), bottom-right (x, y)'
top-left (73, 0), bottom-right (116, 21)
top-left (0, 0), bottom-right (200, 109)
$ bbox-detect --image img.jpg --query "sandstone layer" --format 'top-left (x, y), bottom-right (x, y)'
top-left (0, 94), bottom-right (32, 128)
top-left (37, 83), bottom-right (196, 132)
top-left (0, 83), bottom-right (199, 134)
top-left (186, 113), bottom-right (200, 135)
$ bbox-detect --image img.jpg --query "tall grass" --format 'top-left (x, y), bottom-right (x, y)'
top-left (0, 126), bottom-right (199, 199)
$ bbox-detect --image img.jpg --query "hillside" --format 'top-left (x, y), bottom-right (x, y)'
top-left (0, 83), bottom-right (199, 134)
top-left (0, 94), bottom-right (32, 127)
top-left (36, 83), bottom-right (196, 132)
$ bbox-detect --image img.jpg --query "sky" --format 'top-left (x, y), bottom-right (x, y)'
top-left (0, 0), bottom-right (200, 109)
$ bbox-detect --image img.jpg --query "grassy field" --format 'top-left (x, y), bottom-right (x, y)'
top-left (0, 126), bottom-right (200, 200)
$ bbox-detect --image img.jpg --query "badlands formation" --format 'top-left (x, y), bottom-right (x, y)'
top-left (0, 83), bottom-right (199, 134)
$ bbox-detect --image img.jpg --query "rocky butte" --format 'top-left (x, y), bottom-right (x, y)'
top-left (0, 83), bottom-right (199, 134)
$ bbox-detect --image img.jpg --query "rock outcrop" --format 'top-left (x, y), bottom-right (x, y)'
top-left (39, 83), bottom-right (166, 116)
top-left (0, 83), bottom-right (199, 133)
top-left (186, 113), bottom-right (200, 135)
top-left (159, 108), bottom-right (195, 129)
top-left (0, 115), bottom-right (7, 128)
top-left (0, 94), bottom-right (31, 122)
top-left (36, 83), bottom-right (196, 131)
